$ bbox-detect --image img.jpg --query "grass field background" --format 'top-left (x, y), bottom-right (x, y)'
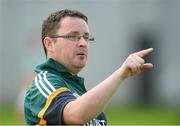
top-left (0, 103), bottom-right (180, 125)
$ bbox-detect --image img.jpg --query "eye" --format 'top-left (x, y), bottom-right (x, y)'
top-left (83, 35), bottom-right (89, 40)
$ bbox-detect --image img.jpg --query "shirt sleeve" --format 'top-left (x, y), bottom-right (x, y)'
top-left (40, 90), bottom-right (76, 125)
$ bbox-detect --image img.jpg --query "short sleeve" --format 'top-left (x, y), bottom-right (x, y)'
top-left (42, 90), bottom-right (76, 125)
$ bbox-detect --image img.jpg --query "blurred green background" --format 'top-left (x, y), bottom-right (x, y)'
top-left (0, 104), bottom-right (180, 125)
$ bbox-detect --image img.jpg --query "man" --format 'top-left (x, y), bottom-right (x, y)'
top-left (24, 9), bottom-right (154, 125)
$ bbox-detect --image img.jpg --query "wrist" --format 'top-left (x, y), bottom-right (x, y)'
top-left (115, 67), bottom-right (129, 80)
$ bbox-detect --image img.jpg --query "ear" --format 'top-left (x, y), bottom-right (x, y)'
top-left (44, 37), bottom-right (55, 53)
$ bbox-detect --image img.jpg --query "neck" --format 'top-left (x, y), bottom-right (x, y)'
top-left (47, 56), bottom-right (81, 75)
top-left (68, 66), bottom-right (81, 75)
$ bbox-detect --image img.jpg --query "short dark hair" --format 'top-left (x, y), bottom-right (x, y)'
top-left (41, 9), bottom-right (88, 56)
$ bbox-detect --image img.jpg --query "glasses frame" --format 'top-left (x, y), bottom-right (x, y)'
top-left (49, 34), bottom-right (95, 43)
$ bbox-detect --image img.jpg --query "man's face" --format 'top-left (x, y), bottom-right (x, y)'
top-left (52, 16), bottom-right (90, 74)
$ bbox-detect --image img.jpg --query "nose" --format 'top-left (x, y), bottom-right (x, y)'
top-left (78, 37), bottom-right (88, 47)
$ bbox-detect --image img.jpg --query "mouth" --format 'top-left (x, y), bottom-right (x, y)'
top-left (76, 52), bottom-right (87, 59)
top-left (77, 53), bottom-right (85, 56)
top-left (77, 52), bottom-right (87, 56)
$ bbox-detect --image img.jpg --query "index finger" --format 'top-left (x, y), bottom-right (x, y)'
top-left (135, 48), bottom-right (154, 58)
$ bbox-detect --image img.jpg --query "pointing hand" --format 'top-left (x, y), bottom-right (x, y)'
top-left (119, 48), bottom-right (154, 79)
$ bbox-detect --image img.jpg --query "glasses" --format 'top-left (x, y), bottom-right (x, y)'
top-left (49, 34), bottom-right (95, 43)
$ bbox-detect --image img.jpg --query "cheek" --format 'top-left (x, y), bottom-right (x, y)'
top-left (54, 46), bottom-right (62, 55)
top-left (59, 45), bottom-right (75, 58)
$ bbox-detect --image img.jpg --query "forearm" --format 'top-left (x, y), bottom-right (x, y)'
top-left (63, 48), bottom-right (154, 124)
top-left (63, 68), bottom-right (125, 124)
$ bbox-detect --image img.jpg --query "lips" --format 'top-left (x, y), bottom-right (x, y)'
top-left (76, 50), bottom-right (87, 57)
top-left (77, 52), bottom-right (86, 56)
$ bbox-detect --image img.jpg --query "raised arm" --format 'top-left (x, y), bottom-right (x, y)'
top-left (63, 48), bottom-right (154, 124)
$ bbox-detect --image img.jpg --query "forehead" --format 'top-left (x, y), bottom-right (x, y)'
top-left (58, 16), bottom-right (89, 34)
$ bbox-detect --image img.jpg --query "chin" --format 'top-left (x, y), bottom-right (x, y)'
top-left (72, 58), bottom-right (87, 69)
top-left (75, 61), bottom-right (86, 68)
top-left (77, 63), bottom-right (86, 68)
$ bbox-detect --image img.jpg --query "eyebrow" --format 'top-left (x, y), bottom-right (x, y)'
top-left (67, 31), bottom-right (90, 35)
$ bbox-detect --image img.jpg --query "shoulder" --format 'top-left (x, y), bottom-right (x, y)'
top-left (24, 70), bottom-right (76, 125)
top-left (25, 71), bottom-right (67, 100)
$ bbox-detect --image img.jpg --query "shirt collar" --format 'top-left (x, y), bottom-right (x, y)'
top-left (35, 58), bottom-right (85, 88)
top-left (35, 58), bottom-right (71, 73)
top-left (34, 58), bottom-right (84, 80)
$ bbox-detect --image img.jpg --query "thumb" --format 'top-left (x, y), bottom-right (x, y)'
top-left (143, 63), bottom-right (153, 70)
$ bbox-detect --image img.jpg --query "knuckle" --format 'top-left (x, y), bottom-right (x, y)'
top-left (129, 54), bottom-right (134, 59)
top-left (131, 54), bottom-right (135, 57)
top-left (130, 54), bottom-right (134, 57)
top-left (142, 59), bottom-right (145, 64)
